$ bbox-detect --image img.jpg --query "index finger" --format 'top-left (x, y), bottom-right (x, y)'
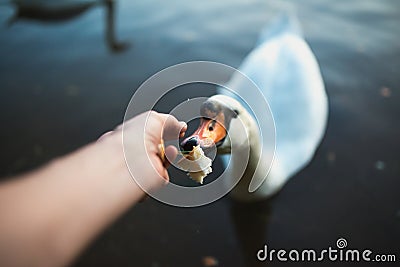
top-left (156, 113), bottom-right (187, 140)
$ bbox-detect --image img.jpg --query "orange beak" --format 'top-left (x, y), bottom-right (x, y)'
top-left (194, 118), bottom-right (227, 147)
top-left (180, 118), bottom-right (227, 151)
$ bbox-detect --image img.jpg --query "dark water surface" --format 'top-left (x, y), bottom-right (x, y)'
top-left (0, 0), bottom-right (399, 266)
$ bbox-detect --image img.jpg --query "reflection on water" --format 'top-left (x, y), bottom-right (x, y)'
top-left (231, 200), bottom-right (272, 267)
top-left (6, 0), bottom-right (129, 52)
top-left (0, 0), bottom-right (399, 266)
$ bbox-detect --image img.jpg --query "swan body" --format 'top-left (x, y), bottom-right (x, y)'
top-left (7, 0), bottom-right (129, 52)
top-left (9, 0), bottom-right (106, 21)
top-left (183, 15), bottom-right (328, 201)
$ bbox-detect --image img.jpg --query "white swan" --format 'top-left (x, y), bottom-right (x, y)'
top-left (181, 15), bottom-right (328, 202)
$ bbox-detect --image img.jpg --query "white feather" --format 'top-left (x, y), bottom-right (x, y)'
top-left (218, 15), bottom-right (328, 201)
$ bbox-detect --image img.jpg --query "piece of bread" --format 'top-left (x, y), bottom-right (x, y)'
top-left (176, 145), bottom-right (212, 184)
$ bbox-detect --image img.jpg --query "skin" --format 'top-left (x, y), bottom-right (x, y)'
top-left (0, 111), bottom-right (187, 267)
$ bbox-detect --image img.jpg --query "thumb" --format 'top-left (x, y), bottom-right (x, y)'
top-left (163, 145), bottom-right (178, 168)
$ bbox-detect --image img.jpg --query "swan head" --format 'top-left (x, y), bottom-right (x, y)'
top-left (181, 95), bottom-right (251, 154)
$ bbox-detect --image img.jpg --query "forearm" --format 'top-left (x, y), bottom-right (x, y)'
top-left (0, 136), bottom-right (147, 267)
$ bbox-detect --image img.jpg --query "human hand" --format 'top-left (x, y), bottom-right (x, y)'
top-left (98, 111), bottom-right (187, 192)
top-left (0, 111), bottom-right (186, 267)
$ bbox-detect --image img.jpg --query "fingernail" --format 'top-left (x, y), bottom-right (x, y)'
top-left (180, 121), bottom-right (187, 130)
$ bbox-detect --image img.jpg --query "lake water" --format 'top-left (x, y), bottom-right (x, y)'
top-left (0, 0), bottom-right (399, 266)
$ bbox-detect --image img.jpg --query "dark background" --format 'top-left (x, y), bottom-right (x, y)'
top-left (0, 0), bottom-right (399, 266)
